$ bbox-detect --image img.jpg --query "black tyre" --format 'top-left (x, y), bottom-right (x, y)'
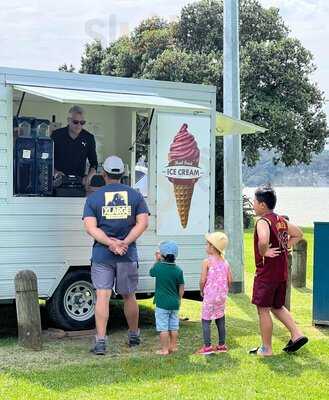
top-left (46, 270), bottom-right (96, 331)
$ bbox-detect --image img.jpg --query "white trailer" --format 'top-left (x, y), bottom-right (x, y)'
top-left (0, 66), bottom-right (216, 330)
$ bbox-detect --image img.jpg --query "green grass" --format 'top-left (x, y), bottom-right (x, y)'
top-left (1, 229), bottom-right (329, 400)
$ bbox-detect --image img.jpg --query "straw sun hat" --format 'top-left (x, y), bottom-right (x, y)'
top-left (205, 232), bottom-right (229, 255)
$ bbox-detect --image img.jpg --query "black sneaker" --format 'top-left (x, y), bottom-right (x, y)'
top-left (128, 330), bottom-right (141, 347)
top-left (91, 339), bottom-right (107, 355)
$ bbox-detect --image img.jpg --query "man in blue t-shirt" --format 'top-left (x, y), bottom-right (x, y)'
top-left (83, 155), bottom-right (149, 355)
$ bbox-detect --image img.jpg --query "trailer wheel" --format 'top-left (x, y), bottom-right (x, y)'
top-left (46, 270), bottom-right (96, 331)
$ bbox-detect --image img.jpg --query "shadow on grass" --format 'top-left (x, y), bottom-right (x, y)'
top-left (179, 317), bottom-right (255, 352)
top-left (106, 301), bottom-right (155, 332)
top-left (229, 293), bottom-right (256, 319)
top-left (4, 300), bottom-right (329, 391)
top-left (313, 324), bottom-right (329, 336)
top-left (8, 316), bottom-right (329, 392)
top-left (259, 345), bottom-right (329, 378)
top-left (0, 301), bottom-right (156, 338)
top-left (8, 324), bottom-right (241, 393)
top-left (295, 287), bottom-right (312, 294)
top-left (8, 353), bottom-right (240, 392)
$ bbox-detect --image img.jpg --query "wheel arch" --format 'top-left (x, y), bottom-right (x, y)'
top-left (47, 264), bottom-right (91, 299)
top-left (46, 267), bottom-right (96, 330)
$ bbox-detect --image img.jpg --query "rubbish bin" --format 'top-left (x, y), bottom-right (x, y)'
top-left (313, 222), bottom-right (329, 326)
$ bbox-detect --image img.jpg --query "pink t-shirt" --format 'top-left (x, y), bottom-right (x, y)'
top-left (201, 256), bottom-right (229, 320)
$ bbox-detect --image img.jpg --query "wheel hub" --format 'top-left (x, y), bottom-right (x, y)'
top-left (63, 280), bottom-right (96, 322)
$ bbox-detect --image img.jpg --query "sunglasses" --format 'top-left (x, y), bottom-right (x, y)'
top-left (71, 119), bottom-right (86, 126)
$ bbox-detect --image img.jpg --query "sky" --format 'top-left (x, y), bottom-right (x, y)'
top-left (0, 0), bottom-right (328, 117)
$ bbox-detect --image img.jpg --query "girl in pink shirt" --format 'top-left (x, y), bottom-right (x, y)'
top-left (196, 232), bottom-right (232, 355)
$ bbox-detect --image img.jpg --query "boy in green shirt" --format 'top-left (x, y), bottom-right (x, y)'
top-left (149, 241), bottom-right (185, 355)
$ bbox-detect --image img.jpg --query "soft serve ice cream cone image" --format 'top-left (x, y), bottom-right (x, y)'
top-left (165, 123), bottom-right (202, 228)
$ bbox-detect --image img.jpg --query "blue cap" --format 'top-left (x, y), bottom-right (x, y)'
top-left (159, 241), bottom-right (178, 258)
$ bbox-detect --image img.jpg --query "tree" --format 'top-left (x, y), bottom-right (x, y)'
top-left (240, 38), bottom-right (327, 166)
top-left (100, 17), bottom-right (176, 78)
top-left (101, 36), bottom-right (138, 77)
top-left (175, 0), bottom-right (288, 52)
top-left (75, 0), bottom-right (328, 217)
top-left (80, 40), bottom-right (106, 75)
top-left (58, 63), bottom-right (75, 72)
top-left (143, 49), bottom-right (222, 86)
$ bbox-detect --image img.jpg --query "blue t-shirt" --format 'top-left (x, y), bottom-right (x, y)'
top-left (83, 183), bottom-right (149, 263)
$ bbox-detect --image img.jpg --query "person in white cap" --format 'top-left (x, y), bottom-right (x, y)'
top-left (83, 155), bottom-right (149, 355)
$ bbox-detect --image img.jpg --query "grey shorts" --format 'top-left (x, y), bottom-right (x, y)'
top-left (91, 261), bottom-right (139, 295)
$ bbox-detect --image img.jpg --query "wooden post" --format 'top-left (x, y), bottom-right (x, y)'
top-left (15, 270), bottom-right (42, 350)
top-left (292, 239), bottom-right (307, 288)
top-left (285, 251), bottom-right (293, 310)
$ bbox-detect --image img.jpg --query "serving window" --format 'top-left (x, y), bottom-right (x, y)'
top-left (11, 84), bottom-right (208, 200)
top-left (12, 87), bottom-right (152, 199)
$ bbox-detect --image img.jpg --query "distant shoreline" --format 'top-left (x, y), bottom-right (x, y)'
top-left (243, 187), bottom-right (329, 227)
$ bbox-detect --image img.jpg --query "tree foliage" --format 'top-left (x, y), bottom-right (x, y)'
top-left (101, 36), bottom-right (138, 77)
top-left (58, 63), bottom-right (75, 72)
top-left (80, 40), bottom-right (106, 75)
top-left (73, 0), bottom-right (328, 216)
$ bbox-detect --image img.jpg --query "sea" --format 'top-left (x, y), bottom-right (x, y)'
top-left (243, 187), bottom-right (329, 227)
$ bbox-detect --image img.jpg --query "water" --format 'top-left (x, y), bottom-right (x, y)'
top-left (243, 187), bottom-right (329, 227)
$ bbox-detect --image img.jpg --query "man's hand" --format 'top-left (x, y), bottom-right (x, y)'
top-left (84, 218), bottom-right (128, 255)
top-left (84, 169), bottom-right (97, 187)
top-left (108, 239), bottom-right (128, 256)
top-left (264, 245), bottom-right (281, 258)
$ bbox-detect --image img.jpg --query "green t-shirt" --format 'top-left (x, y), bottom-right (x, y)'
top-left (149, 261), bottom-right (185, 310)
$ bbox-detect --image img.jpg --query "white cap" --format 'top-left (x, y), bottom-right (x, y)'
top-left (103, 155), bottom-right (125, 174)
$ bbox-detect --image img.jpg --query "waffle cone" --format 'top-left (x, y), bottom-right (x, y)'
top-left (173, 183), bottom-right (195, 228)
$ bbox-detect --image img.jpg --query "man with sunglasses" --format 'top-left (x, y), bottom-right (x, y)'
top-left (52, 105), bottom-right (98, 185)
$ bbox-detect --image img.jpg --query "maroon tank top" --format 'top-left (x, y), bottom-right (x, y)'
top-left (254, 212), bottom-right (289, 282)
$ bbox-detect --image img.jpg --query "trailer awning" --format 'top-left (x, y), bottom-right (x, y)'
top-left (13, 85), bottom-right (210, 113)
top-left (216, 112), bottom-right (267, 136)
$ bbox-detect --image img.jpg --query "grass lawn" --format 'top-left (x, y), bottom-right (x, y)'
top-left (1, 229), bottom-right (329, 400)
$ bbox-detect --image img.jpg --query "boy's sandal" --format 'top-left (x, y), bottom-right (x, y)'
top-left (249, 346), bottom-right (260, 354)
top-left (283, 336), bottom-right (308, 353)
top-left (249, 346), bottom-right (271, 356)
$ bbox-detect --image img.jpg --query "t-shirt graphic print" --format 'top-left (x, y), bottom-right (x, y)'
top-left (102, 191), bottom-right (132, 220)
top-left (83, 183), bottom-right (149, 263)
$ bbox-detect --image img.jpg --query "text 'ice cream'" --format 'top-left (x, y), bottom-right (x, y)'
top-left (165, 123), bottom-right (202, 228)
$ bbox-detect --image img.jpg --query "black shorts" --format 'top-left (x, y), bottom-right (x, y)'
top-left (252, 279), bottom-right (287, 309)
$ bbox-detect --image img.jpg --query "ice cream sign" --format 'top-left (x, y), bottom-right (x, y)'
top-left (163, 123), bottom-right (203, 228)
top-left (157, 113), bottom-right (211, 236)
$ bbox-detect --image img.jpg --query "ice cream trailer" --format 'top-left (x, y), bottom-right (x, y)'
top-left (0, 67), bottom-right (265, 330)
top-left (0, 66), bottom-right (218, 330)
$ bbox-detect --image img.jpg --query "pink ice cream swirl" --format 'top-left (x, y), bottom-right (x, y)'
top-left (167, 124), bottom-right (200, 185)
top-left (168, 124), bottom-right (200, 165)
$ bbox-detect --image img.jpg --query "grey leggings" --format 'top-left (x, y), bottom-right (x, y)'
top-left (202, 316), bottom-right (226, 347)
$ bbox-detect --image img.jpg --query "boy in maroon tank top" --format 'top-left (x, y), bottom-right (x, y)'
top-left (250, 185), bottom-right (308, 356)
